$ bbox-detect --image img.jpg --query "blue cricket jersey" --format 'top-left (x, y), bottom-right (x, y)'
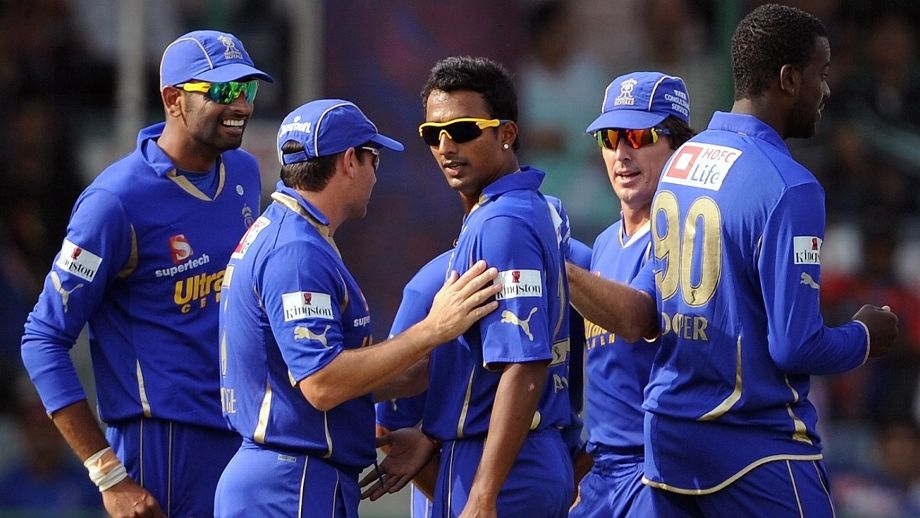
top-left (21, 123), bottom-right (261, 429)
top-left (374, 251), bottom-right (451, 431)
top-left (641, 112), bottom-right (870, 492)
top-left (584, 221), bottom-right (657, 453)
top-left (424, 167), bottom-right (571, 441)
top-left (219, 183), bottom-right (374, 470)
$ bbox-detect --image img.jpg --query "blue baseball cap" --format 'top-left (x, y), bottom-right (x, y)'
top-left (585, 72), bottom-right (690, 133)
top-left (159, 30), bottom-right (274, 88)
top-left (277, 99), bottom-right (404, 165)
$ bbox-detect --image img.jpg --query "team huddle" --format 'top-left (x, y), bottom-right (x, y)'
top-left (19, 4), bottom-right (900, 518)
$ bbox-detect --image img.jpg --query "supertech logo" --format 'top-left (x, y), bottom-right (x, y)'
top-left (495, 269), bottom-right (542, 300)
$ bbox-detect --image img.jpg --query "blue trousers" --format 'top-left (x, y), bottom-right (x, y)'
top-left (107, 418), bottom-right (240, 518)
top-left (214, 441), bottom-right (360, 518)
top-left (648, 458), bottom-right (835, 517)
top-left (434, 428), bottom-right (574, 517)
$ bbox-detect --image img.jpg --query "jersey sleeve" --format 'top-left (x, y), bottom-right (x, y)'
top-left (629, 258), bottom-right (657, 298)
top-left (259, 244), bottom-right (345, 382)
top-left (21, 188), bottom-right (134, 414)
top-left (472, 215), bottom-right (552, 367)
top-left (758, 182), bottom-right (868, 374)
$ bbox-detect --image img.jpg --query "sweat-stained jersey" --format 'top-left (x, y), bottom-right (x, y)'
top-left (424, 166), bottom-right (571, 441)
top-left (584, 221), bottom-right (657, 453)
top-left (219, 182), bottom-right (374, 470)
top-left (21, 122), bottom-right (261, 429)
top-left (639, 112), bottom-right (870, 493)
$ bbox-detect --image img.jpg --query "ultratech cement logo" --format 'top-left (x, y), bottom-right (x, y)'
top-left (282, 291), bottom-right (334, 322)
top-left (55, 239), bottom-right (102, 282)
top-left (495, 269), bottom-right (542, 300)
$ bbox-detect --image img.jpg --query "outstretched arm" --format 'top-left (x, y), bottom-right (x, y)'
top-left (566, 262), bottom-right (657, 342)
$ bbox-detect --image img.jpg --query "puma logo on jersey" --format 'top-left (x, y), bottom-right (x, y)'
top-left (50, 271), bottom-right (83, 312)
top-left (294, 325), bottom-right (331, 347)
top-left (500, 308), bottom-right (538, 341)
top-left (800, 272), bottom-right (820, 290)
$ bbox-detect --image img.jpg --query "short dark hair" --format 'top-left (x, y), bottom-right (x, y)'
top-left (280, 141), bottom-right (377, 192)
top-left (420, 56), bottom-right (520, 150)
top-left (279, 141), bottom-right (337, 191)
top-left (658, 115), bottom-right (696, 150)
top-left (730, 4), bottom-right (827, 100)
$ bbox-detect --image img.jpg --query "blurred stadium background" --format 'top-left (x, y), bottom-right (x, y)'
top-left (0, 0), bottom-right (917, 516)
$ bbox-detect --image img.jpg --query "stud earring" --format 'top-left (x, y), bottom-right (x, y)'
top-left (502, 143), bottom-right (510, 150)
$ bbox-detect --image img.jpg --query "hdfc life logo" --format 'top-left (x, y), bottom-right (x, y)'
top-left (495, 269), bottom-right (542, 300)
top-left (55, 239), bottom-right (102, 282)
top-left (662, 143), bottom-right (741, 191)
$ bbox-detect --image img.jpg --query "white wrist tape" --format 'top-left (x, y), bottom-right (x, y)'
top-left (84, 447), bottom-right (129, 491)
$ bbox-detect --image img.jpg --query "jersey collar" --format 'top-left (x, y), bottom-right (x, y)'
top-left (475, 166), bottom-right (545, 207)
top-left (706, 112), bottom-right (790, 155)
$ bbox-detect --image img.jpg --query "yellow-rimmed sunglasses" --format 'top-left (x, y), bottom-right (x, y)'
top-left (418, 117), bottom-right (508, 146)
top-left (177, 80), bottom-right (259, 104)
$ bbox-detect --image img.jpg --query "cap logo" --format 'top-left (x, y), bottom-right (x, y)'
top-left (218, 35), bottom-right (243, 60)
top-left (279, 115), bottom-right (312, 135)
top-left (614, 79), bottom-right (638, 107)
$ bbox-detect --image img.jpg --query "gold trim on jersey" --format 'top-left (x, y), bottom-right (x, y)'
top-left (136, 360), bottom-right (152, 418)
top-left (271, 192), bottom-right (341, 257)
top-left (784, 376), bottom-right (814, 444)
top-left (698, 336), bottom-right (743, 421)
top-left (550, 338), bottom-right (570, 366)
top-left (220, 332), bottom-right (228, 376)
top-left (641, 453), bottom-right (824, 495)
top-left (117, 225), bottom-right (138, 278)
top-left (456, 370), bottom-right (475, 438)
top-left (619, 220), bottom-right (651, 248)
top-left (165, 162), bottom-right (226, 201)
top-left (253, 380), bottom-right (273, 443)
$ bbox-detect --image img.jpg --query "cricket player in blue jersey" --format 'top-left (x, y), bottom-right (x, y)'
top-left (20, 30), bottom-right (272, 518)
top-left (566, 71), bottom-right (696, 518)
top-left (214, 99), bottom-right (501, 518)
top-left (635, 4), bottom-right (900, 516)
top-left (371, 196), bottom-right (590, 517)
top-left (416, 56), bottom-right (574, 517)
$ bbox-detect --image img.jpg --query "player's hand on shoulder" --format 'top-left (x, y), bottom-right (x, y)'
top-left (102, 478), bottom-right (166, 518)
top-left (424, 260), bottom-right (500, 343)
top-left (853, 304), bottom-right (899, 358)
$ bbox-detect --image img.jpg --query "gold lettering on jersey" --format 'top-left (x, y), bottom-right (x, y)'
top-left (499, 307), bottom-right (538, 341)
top-left (174, 269), bottom-right (225, 313)
top-left (221, 387), bottom-right (237, 414)
top-left (584, 318), bottom-right (616, 350)
top-left (553, 373), bottom-right (569, 393)
top-left (660, 311), bottom-right (709, 341)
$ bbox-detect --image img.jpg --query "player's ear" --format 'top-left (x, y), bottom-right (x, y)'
top-left (779, 64), bottom-right (800, 98)
top-left (340, 147), bottom-right (359, 179)
top-left (162, 86), bottom-right (184, 117)
top-left (499, 120), bottom-right (518, 149)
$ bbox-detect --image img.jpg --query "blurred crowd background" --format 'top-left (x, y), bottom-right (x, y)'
top-left (0, 0), bottom-right (917, 516)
